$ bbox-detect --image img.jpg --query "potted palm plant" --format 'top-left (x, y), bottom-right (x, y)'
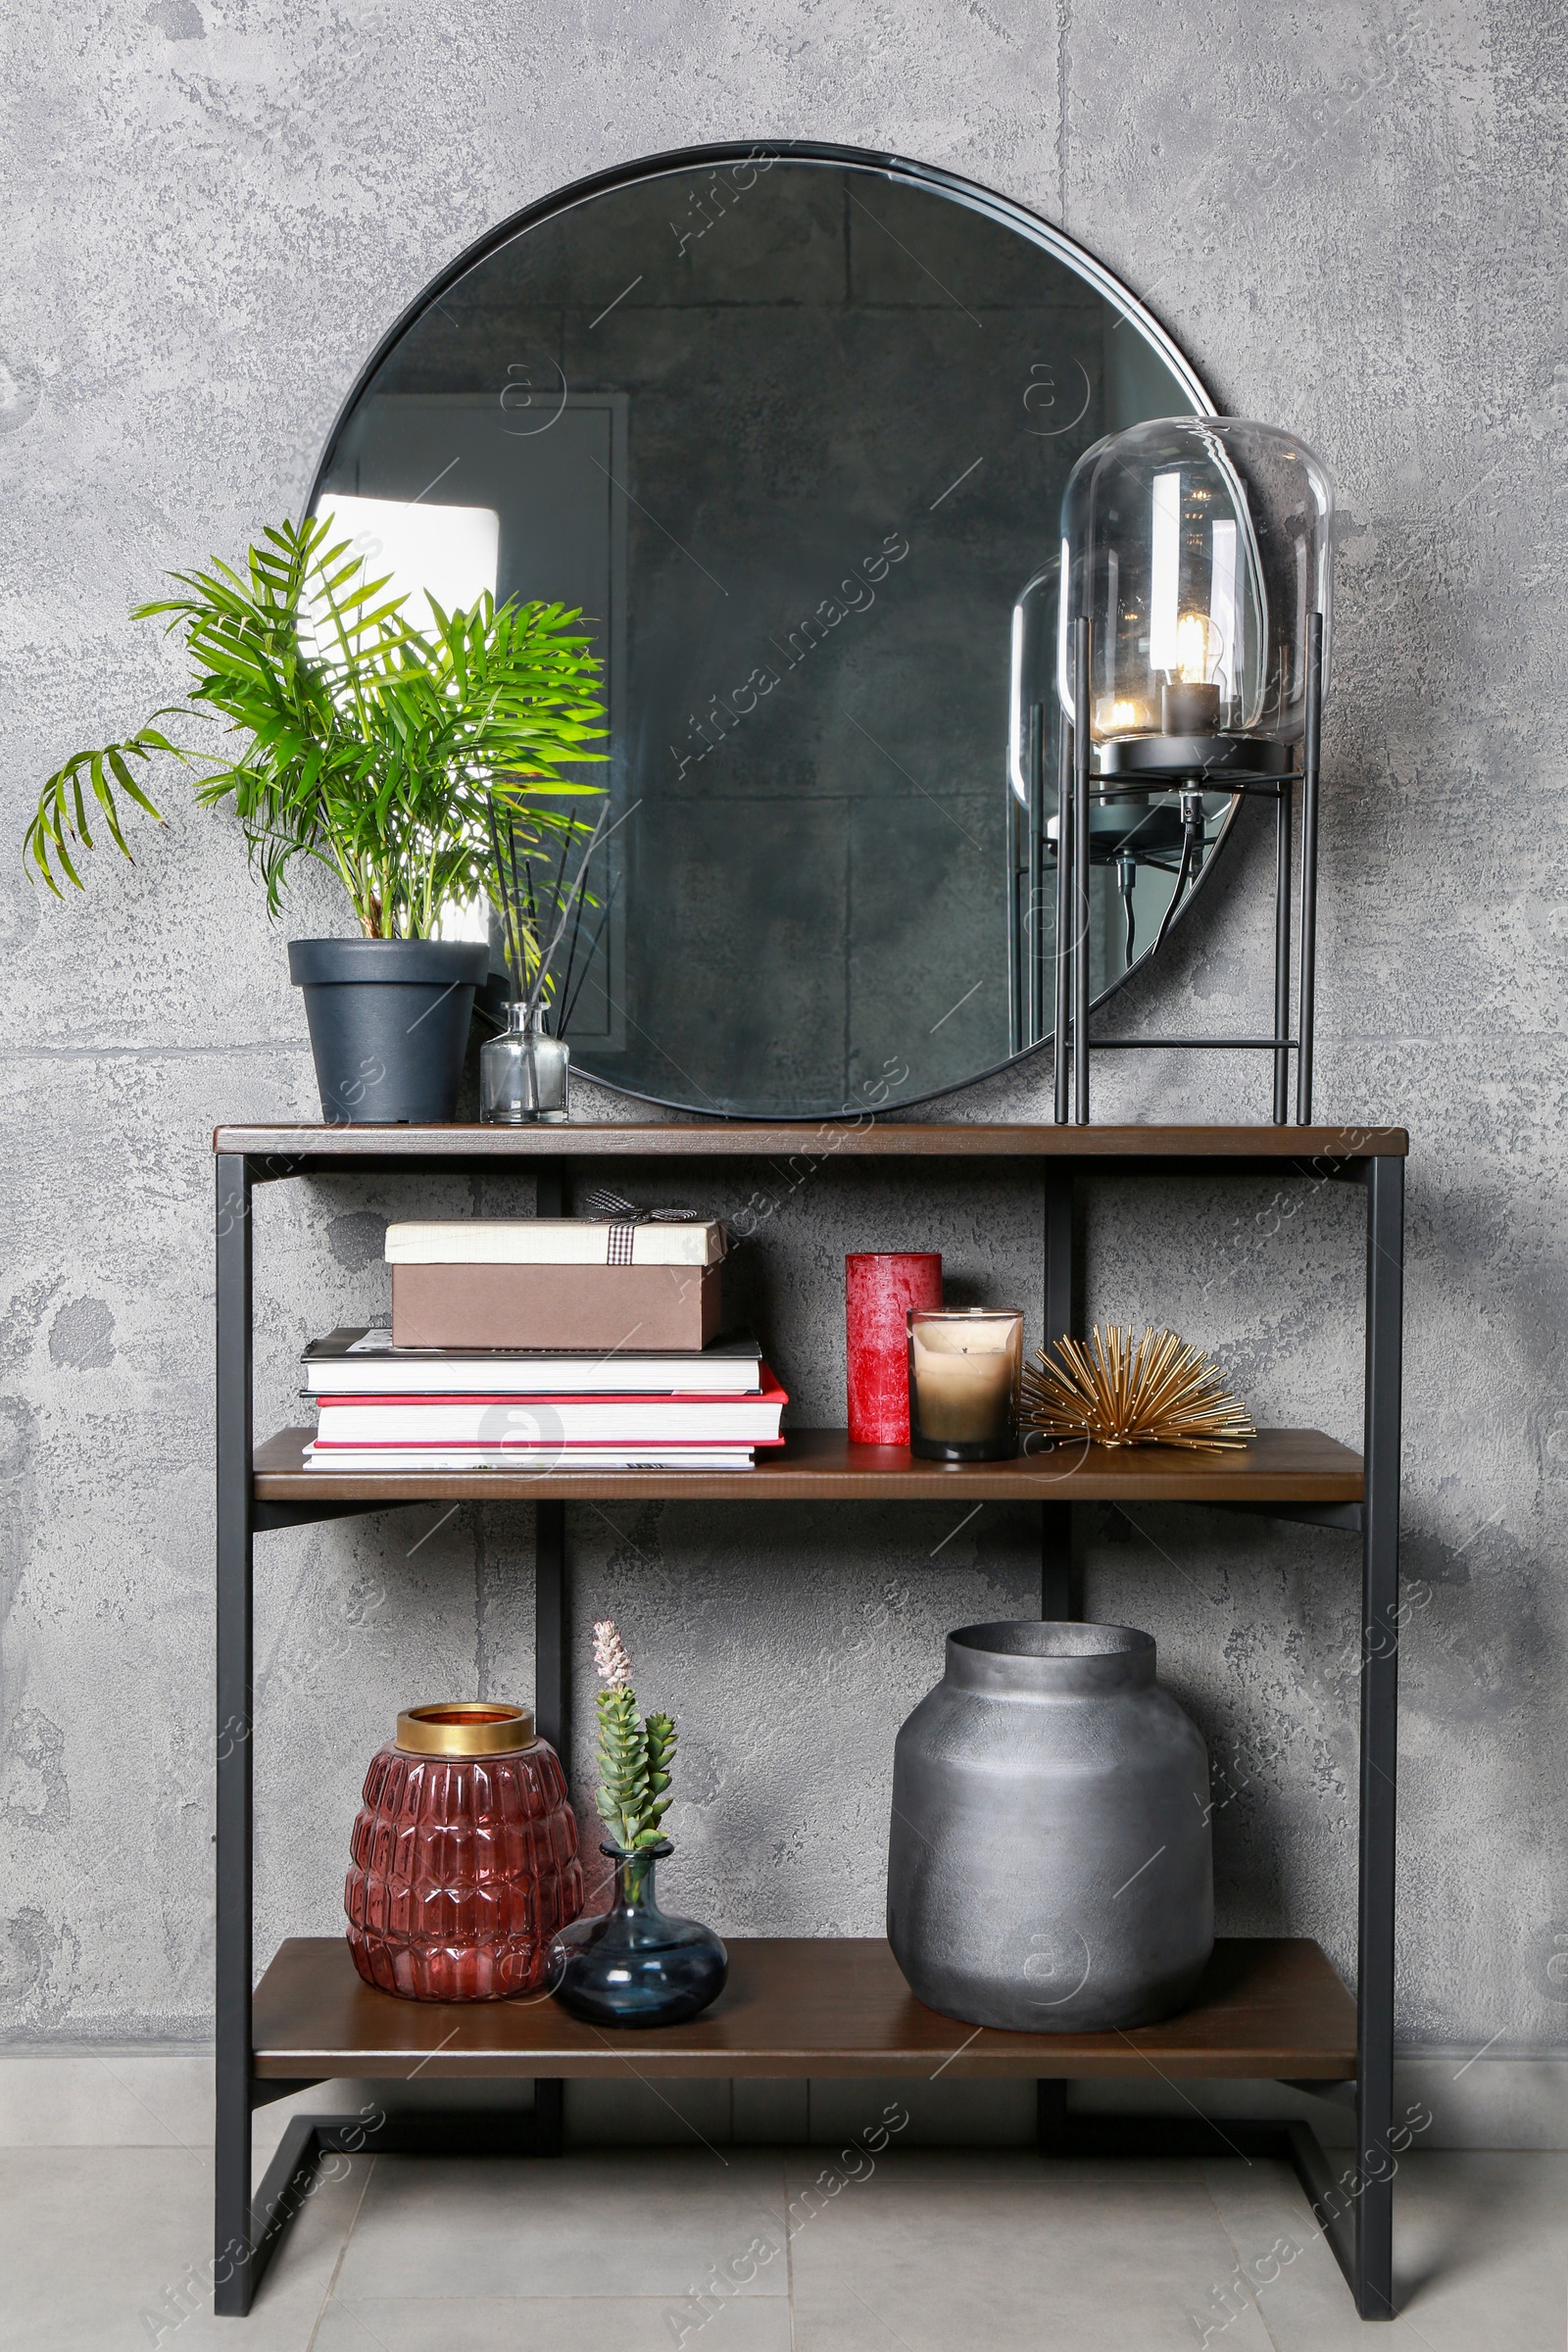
top-left (24, 516), bottom-right (607, 1121)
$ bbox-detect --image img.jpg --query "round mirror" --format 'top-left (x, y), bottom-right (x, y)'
top-left (312, 142), bottom-right (1228, 1119)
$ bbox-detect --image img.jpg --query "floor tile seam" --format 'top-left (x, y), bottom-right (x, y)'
top-left (0, 2134), bottom-right (220, 2151)
top-left (1200, 2159), bottom-right (1289, 2352)
top-left (774, 2165), bottom-right (1211, 2189)
top-left (325, 2290), bottom-right (796, 2306)
top-left (325, 2280), bottom-right (790, 2302)
top-left (309, 2155), bottom-right (379, 2352)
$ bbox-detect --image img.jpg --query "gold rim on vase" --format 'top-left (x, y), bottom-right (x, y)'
top-left (394, 1701), bottom-right (536, 1757)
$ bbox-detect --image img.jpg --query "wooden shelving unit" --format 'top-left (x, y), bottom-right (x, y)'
top-left (215, 1121), bottom-right (1404, 2323)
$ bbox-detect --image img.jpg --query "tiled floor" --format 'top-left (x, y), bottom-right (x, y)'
top-left (1, 2143), bottom-right (1563, 2350)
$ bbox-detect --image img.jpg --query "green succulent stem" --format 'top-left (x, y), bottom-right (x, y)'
top-left (595, 1685), bottom-right (678, 1852)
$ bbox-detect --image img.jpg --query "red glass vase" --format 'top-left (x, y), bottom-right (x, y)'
top-left (846, 1251), bottom-right (943, 1445)
top-left (345, 1701), bottom-right (583, 2001)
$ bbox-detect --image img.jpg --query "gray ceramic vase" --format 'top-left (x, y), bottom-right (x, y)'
top-left (887, 1621), bottom-right (1213, 2033)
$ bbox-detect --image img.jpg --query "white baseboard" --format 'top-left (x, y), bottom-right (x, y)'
top-left (1, 2048), bottom-right (1564, 2152)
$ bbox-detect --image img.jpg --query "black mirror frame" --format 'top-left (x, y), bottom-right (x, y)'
top-left (307, 139), bottom-right (1235, 1123)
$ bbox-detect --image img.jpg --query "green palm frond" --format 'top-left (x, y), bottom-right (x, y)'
top-left (24, 721), bottom-right (188, 898)
top-left (24, 513), bottom-right (609, 937)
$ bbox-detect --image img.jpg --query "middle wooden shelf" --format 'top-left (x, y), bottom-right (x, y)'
top-left (254, 1424), bottom-right (1363, 1507)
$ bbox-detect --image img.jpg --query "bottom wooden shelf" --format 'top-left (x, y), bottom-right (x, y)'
top-left (252, 1935), bottom-right (1354, 2084)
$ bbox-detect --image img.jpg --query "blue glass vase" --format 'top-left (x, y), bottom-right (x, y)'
top-left (549, 1841), bottom-right (727, 2027)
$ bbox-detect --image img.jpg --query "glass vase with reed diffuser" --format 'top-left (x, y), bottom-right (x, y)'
top-left (481, 1000), bottom-right (569, 1123)
top-left (481, 796), bottom-right (617, 1125)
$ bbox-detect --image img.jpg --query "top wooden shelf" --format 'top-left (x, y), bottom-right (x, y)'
top-left (216, 1120), bottom-right (1407, 1165)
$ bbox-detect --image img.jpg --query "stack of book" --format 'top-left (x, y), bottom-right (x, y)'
top-left (301, 1329), bottom-right (786, 1471)
top-left (301, 1213), bottom-right (786, 1473)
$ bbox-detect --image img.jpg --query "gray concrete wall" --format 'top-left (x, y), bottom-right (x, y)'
top-left (1, 0), bottom-right (1563, 2096)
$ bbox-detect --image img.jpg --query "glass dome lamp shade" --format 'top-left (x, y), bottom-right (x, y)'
top-left (1058, 417), bottom-right (1333, 771)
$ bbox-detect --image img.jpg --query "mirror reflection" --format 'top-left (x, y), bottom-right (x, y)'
top-left (314, 150), bottom-right (1225, 1117)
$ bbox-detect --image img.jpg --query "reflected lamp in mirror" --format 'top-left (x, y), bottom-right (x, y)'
top-left (1059, 417), bottom-right (1334, 780)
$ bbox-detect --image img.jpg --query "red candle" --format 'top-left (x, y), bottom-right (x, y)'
top-left (847, 1252), bottom-right (943, 1446)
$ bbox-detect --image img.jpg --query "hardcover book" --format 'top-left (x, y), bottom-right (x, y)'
top-left (303, 1446), bottom-right (761, 1472)
top-left (309, 1371), bottom-right (788, 1450)
top-left (302, 1328), bottom-right (763, 1396)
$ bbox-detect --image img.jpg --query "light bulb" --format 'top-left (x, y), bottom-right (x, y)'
top-left (1160, 612), bottom-right (1225, 736)
top-left (1172, 611), bottom-right (1215, 684)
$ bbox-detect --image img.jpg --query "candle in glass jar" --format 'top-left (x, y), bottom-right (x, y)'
top-left (907, 1309), bottom-right (1023, 1462)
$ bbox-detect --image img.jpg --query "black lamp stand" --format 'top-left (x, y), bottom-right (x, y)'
top-left (1051, 612), bottom-right (1325, 1127)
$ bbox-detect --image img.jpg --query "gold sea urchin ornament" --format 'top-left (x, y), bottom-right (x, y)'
top-left (1021, 1325), bottom-right (1255, 1453)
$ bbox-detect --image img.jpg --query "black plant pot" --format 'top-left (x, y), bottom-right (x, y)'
top-left (288, 938), bottom-right (490, 1124)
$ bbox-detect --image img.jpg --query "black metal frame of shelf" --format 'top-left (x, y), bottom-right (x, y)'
top-left (214, 1130), bottom-right (1401, 2323)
